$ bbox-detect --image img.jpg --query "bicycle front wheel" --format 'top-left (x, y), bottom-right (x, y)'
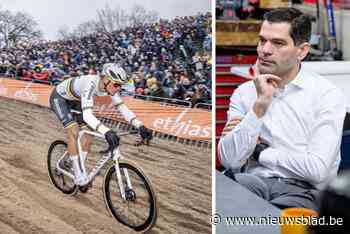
top-left (47, 140), bottom-right (77, 195)
top-left (103, 160), bottom-right (158, 232)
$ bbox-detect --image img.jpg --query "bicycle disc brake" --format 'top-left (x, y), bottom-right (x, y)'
top-left (125, 188), bottom-right (136, 201)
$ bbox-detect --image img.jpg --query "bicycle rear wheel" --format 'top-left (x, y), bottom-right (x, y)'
top-left (47, 140), bottom-right (77, 195)
top-left (103, 160), bottom-right (157, 232)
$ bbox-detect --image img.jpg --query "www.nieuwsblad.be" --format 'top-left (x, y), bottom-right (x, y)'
top-left (224, 215), bottom-right (343, 226)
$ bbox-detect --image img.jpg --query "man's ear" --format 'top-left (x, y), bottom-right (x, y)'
top-left (297, 42), bottom-right (311, 61)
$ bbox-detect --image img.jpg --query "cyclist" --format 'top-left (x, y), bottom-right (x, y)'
top-left (49, 63), bottom-right (153, 185)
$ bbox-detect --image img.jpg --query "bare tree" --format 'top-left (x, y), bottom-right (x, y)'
top-left (95, 4), bottom-right (128, 34)
top-left (129, 4), bottom-right (159, 27)
top-left (58, 4), bottom-right (160, 40)
top-left (0, 10), bottom-right (42, 48)
top-left (57, 25), bottom-right (74, 40)
top-left (73, 21), bottom-right (98, 38)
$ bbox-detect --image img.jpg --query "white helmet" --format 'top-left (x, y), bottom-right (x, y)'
top-left (101, 63), bottom-right (129, 85)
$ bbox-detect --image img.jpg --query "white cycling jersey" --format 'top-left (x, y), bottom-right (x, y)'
top-left (56, 75), bottom-right (142, 134)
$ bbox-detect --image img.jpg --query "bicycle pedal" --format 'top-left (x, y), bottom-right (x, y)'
top-left (134, 140), bottom-right (144, 147)
top-left (79, 185), bottom-right (89, 193)
top-left (78, 181), bottom-right (93, 193)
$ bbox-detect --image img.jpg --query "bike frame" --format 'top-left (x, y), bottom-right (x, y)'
top-left (55, 130), bottom-right (133, 200)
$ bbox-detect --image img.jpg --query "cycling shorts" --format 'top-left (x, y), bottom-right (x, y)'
top-left (49, 88), bottom-right (87, 128)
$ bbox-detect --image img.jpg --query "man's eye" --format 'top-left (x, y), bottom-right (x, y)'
top-left (273, 41), bottom-right (284, 47)
top-left (259, 39), bottom-right (266, 46)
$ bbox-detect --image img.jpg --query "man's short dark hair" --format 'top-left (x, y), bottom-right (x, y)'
top-left (263, 8), bottom-right (311, 45)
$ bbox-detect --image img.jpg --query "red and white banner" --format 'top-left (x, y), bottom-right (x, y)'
top-left (0, 78), bottom-right (211, 141)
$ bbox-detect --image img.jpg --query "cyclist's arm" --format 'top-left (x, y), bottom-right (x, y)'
top-left (81, 81), bottom-right (110, 135)
top-left (112, 95), bottom-right (143, 129)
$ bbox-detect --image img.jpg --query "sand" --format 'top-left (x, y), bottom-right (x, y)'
top-left (0, 97), bottom-right (211, 234)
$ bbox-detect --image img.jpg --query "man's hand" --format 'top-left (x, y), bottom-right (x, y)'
top-left (105, 130), bottom-right (120, 149)
top-left (253, 74), bottom-right (281, 118)
top-left (139, 126), bottom-right (153, 143)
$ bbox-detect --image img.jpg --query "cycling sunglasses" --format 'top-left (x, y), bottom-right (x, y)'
top-left (106, 76), bottom-right (123, 88)
top-left (111, 82), bottom-right (122, 88)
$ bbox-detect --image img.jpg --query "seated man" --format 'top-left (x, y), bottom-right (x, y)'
top-left (218, 8), bottom-right (346, 211)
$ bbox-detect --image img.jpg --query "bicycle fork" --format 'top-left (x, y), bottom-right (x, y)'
top-left (113, 150), bottom-right (133, 201)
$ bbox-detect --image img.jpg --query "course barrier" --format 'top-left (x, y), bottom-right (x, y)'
top-left (0, 78), bottom-right (211, 144)
top-left (134, 94), bottom-right (192, 107)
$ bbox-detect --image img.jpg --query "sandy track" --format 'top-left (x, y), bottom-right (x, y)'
top-left (0, 97), bottom-right (211, 234)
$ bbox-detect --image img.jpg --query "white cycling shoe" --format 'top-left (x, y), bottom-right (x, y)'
top-left (71, 155), bottom-right (88, 186)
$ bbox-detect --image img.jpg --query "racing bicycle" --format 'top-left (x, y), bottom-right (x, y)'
top-left (47, 129), bottom-right (158, 232)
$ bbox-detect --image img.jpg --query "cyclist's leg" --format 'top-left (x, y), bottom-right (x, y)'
top-left (80, 125), bottom-right (93, 161)
top-left (50, 90), bottom-right (80, 157)
top-left (79, 125), bottom-right (94, 191)
top-left (50, 91), bottom-right (85, 183)
top-left (66, 123), bottom-right (79, 156)
top-left (76, 123), bottom-right (94, 191)
top-left (66, 123), bottom-right (88, 184)
top-left (73, 108), bottom-right (93, 161)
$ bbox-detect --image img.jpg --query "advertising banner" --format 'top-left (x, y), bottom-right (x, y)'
top-left (0, 78), bottom-right (211, 141)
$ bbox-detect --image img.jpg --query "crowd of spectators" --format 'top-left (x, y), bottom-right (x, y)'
top-left (0, 13), bottom-right (212, 107)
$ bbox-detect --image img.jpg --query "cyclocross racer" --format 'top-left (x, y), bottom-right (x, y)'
top-left (49, 63), bottom-right (153, 185)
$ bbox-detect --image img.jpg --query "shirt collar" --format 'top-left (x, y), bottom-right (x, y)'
top-left (289, 65), bottom-right (307, 89)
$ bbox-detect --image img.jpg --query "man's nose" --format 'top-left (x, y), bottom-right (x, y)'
top-left (260, 41), bottom-right (273, 55)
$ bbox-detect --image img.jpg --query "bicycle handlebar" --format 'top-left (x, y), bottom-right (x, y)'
top-left (116, 129), bottom-right (139, 137)
top-left (99, 145), bottom-right (115, 155)
top-left (99, 129), bottom-right (150, 154)
top-left (114, 129), bottom-right (152, 146)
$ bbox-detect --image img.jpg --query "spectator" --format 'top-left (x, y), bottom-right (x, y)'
top-left (0, 13), bottom-right (211, 106)
top-left (191, 80), bottom-right (211, 106)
